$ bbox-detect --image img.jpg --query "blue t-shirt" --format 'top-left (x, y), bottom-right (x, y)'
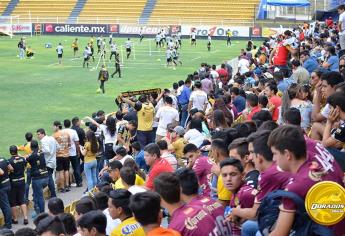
top-left (303, 57), bottom-right (319, 74)
top-left (177, 85), bottom-right (191, 105)
top-left (134, 150), bottom-right (149, 172)
top-left (244, 77), bottom-right (256, 86)
top-left (233, 95), bottom-right (246, 113)
top-left (327, 55), bottom-right (339, 72)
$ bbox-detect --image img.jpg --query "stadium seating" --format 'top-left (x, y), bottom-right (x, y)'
top-left (10, 0), bottom-right (77, 23)
top-left (149, 0), bottom-right (260, 25)
top-left (0, 0), bottom-right (10, 15)
top-left (78, 0), bottom-right (146, 24)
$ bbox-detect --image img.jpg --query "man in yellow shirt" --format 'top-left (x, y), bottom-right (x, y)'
top-left (121, 94), bottom-right (154, 147)
top-left (108, 189), bottom-right (145, 236)
top-left (18, 132), bottom-right (33, 205)
top-left (167, 126), bottom-right (187, 166)
top-left (210, 139), bottom-right (232, 207)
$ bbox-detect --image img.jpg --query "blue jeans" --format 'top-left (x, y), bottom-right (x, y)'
top-left (47, 167), bottom-right (56, 198)
top-left (180, 104), bottom-right (188, 127)
top-left (0, 185), bottom-right (11, 229)
top-left (32, 177), bottom-right (48, 214)
top-left (25, 169), bottom-right (32, 204)
top-left (84, 160), bottom-right (98, 192)
top-left (241, 220), bottom-right (259, 236)
top-left (137, 130), bottom-right (153, 148)
top-left (70, 156), bottom-right (82, 185)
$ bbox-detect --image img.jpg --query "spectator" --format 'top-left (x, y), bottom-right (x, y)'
top-left (300, 51), bottom-right (318, 75)
top-left (155, 96), bottom-right (179, 141)
top-left (265, 83), bottom-right (281, 122)
top-left (157, 140), bottom-right (177, 170)
top-left (48, 197), bottom-right (64, 216)
top-left (322, 46), bottom-right (339, 72)
top-left (230, 87), bottom-right (246, 113)
top-left (77, 210), bottom-right (107, 236)
top-left (291, 59), bottom-right (310, 84)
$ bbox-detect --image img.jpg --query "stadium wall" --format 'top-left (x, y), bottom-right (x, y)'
top-left (0, 23), bottom-right (291, 39)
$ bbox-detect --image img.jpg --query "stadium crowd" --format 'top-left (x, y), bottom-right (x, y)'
top-left (3, 5), bottom-right (345, 236)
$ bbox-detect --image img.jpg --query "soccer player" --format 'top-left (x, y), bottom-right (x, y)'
top-left (226, 29), bottom-right (232, 46)
top-left (190, 29), bottom-right (196, 46)
top-left (220, 158), bottom-right (255, 236)
top-left (56, 43), bottom-right (63, 64)
top-left (207, 34), bottom-right (211, 51)
top-left (172, 47), bottom-right (182, 66)
top-left (154, 172), bottom-right (218, 235)
top-left (155, 32), bottom-right (161, 48)
top-left (109, 41), bottom-right (117, 61)
top-left (125, 38), bottom-right (132, 59)
top-left (267, 125), bottom-right (344, 236)
top-left (18, 38), bottom-right (25, 59)
top-left (83, 46), bottom-right (90, 68)
top-left (72, 38), bottom-right (78, 58)
top-left (26, 46), bottom-right (34, 59)
top-left (111, 52), bottom-right (122, 78)
top-left (139, 27), bottom-right (144, 43)
top-left (161, 29), bottom-right (166, 45)
top-left (166, 48), bottom-right (173, 67)
top-left (129, 192), bottom-right (180, 236)
top-left (109, 34), bottom-right (113, 45)
top-left (97, 36), bottom-right (102, 54)
top-left (98, 65), bottom-right (109, 94)
top-left (176, 31), bottom-right (182, 48)
top-left (108, 189), bottom-right (145, 236)
top-left (88, 42), bottom-right (95, 62)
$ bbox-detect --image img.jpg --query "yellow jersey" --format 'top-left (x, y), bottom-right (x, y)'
top-left (18, 143), bottom-right (32, 155)
top-left (137, 103), bottom-right (154, 131)
top-left (114, 174), bottom-right (145, 189)
top-left (217, 175), bottom-right (232, 201)
top-left (110, 217), bottom-right (145, 236)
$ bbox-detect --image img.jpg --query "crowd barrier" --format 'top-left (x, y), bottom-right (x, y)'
top-left (0, 23), bottom-right (291, 38)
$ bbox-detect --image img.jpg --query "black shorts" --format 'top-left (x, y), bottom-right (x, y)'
top-left (191, 38), bottom-right (196, 42)
top-left (126, 48), bottom-right (131, 53)
top-left (84, 56), bottom-right (89, 61)
top-left (56, 157), bottom-right (70, 171)
top-left (74, 47), bottom-right (78, 51)
top-left (167, 58), bottom-right (172, 63)
top-left (58, 54), bottom-right (63, 58)
top-left (9, 182), bottom-right (25, 207)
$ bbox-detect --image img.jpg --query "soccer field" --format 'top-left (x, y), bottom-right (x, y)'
top-left (0, 35), bottom-right (248, 155)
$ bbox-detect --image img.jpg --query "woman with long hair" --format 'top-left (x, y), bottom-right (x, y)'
top-left (279, 83), bottom-right (312, 130)
top-left (86, 116), bottom-right (117, 168)
top-left (81, 130), bottom-right (99, 193)
top-left (212, 109), bottom-right (229, 131)
top-left (212, 96), bottom-right (235, 126)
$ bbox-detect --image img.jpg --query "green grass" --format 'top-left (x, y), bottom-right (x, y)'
top-left (0, 35), bottom-right (247, 155)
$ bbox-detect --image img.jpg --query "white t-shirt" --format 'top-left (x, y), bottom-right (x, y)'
top-left (155, 106), bottom-right (179, 136)
top-left (238, 58), bottom-right (250, 75)
top-left (128, 185), bottom-right (147, 195)
top-left (189, 90), bottom-right (208, 111)
top-left (119, 154), bottom-right (133, 165)
top-left (321, 103), bottom-right (331, 119)
top-left (161, 152), bottom-right (177, 170)
top-left (184, 129), bottom-right (205, 148)
top-left (339, 12), bottom-right (345, 35)
top-left (64, 128), bottom-right (79, 156)
top-left (100, 124), bottom-right (117, 144)
top-left (191, 32), bottom-right (196, 39)
top-left (103, 208), bottom-right (121, 236)
top-left (56, 45), bottom-right (63, 55)
top-left (210, 70), bottom-right (219, 80)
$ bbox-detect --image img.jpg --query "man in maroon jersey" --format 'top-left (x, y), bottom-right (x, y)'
top-left (268, 125), bottom-right (344, 236)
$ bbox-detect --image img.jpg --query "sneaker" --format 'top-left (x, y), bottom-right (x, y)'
top-left (77, 183), bottom-right (83, 188)
top-left (11, 219), bottom-right (18, 224)
top-left (59, 188), bottom-right (66, 193)
top-left (65, 186), bottom-right (71, 192)
top-left (71, 183), bottom-right (77, 187)
top-left (23, 219), bottom-right (28, 225)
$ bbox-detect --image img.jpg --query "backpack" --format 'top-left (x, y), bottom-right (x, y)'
top-left (102, 70), bottom-right (109, 81)
top-left (257, 190), bottom-right (334, 236)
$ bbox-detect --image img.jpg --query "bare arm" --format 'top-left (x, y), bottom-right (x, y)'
top-left (121, 96), bottom-right (135, 108)
top-left (231, 203), bottom-right (259, 220)
top-left (269, 209), bottom-right (295, 236)
top-left (269, 47), bottom-right (276, 65)
top-left (311, 84), bottom-right (326, 122)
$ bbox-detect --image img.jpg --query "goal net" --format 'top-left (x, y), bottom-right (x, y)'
top-left (0, 15), bottom-right (22, 38)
